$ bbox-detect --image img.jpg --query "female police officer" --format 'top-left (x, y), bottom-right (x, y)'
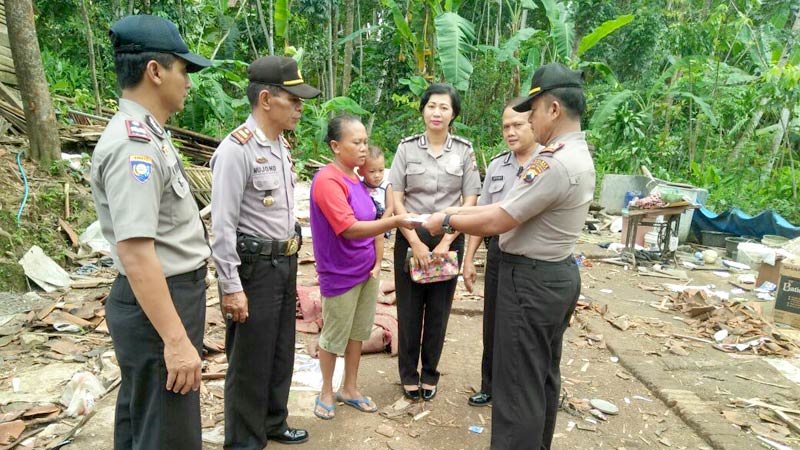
top-left (389, 83), bottom-right (481, 401)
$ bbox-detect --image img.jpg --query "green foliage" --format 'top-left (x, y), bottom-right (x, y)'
top-left (577, 15), bottom-right (634, 58)
top-left (434, 12), bottom-right (475, 91)
top-left (294, 96), bottom-right (371, 161)
top-left (27, 0), bottom-right (800, 225)
top-left (541, 0), bottom-right (574, 62)
top-left (179, 60), bottom-right (251, 138)
top-left (275, 0), bottom-right (289, 38)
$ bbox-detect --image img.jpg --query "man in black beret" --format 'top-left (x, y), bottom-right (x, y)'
top-left (91, 14), bottom-right (212, 450)
top-left (423, 62), bottom-right (596, 449)
top-left (211, 55), bottom-right (320, 448)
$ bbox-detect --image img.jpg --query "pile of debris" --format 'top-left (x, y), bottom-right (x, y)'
top-left (0, 278), bottom-right (232, 448)
top-left (649, 288), bottom-right (798, 357)
top-left (0, 98), bottom-right (221, 165)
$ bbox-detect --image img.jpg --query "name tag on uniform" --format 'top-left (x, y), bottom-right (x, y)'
top-left (492, 175), bottom-right (503, 181)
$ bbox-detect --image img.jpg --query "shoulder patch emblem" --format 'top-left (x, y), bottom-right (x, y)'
top-left (469, 149), bottom-right (478, 170)
top-left (129, 155), bottom-right (154, 183)
top-left (125, 120), bottom-right (151, 142)
top-left (520, 159), bottom-right (550, 183)
top-left (145, 115), bottom-right (165, 138)
top-left (539, 142), bottom-right (565, 154)
top-left (231, 126), bottom-right (253, 145)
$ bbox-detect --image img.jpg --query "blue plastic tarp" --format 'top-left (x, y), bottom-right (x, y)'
top-left (690, 206), bottom-right (800, 241)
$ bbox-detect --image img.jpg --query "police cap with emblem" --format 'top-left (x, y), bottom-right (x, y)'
top-left (249, 55), bottom-right (321, 99)
top-left (513, 63), bottom-right (583, 112)
top-left (110, 15), bottom-right (211, 73)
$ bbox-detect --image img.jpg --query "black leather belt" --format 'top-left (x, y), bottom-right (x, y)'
top-left (257, 237), bottom-right (300, 256)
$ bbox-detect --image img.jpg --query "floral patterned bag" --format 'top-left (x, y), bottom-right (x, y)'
top-left (408, 251), bottom-right (459, 284)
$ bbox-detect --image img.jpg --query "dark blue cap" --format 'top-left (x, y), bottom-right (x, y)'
top-left (513, 63), bottom-right (583, 112)
top-left (110, 15), bottom-right (211, 73)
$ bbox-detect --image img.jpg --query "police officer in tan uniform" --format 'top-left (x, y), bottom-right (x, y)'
top-left (389, 83), bottom-right (481, 401)
top-left (423, 63), bottom-right (595, 449)
top-left (461, 99), bottom-right (540, 407)
top-left (91, 15), bottom-right (211, 450)
top-left (211, 56), bottom-right (319, 448)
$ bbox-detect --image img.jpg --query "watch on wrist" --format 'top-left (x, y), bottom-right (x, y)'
top-left (442, 214), bottom-right (456, 234)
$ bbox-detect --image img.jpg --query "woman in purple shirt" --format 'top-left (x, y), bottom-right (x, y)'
top-left (310, 114), bottom-right (414, 419)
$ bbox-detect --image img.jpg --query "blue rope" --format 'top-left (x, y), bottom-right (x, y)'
top-left (16, 152), bottom-right (29, 228)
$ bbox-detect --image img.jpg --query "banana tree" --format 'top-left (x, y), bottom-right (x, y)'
top-left (539, 0), bottom-right (633, 70)
top-left (295, 96), bottom-right (371, 158)
top-left (381, 0), bottom-right (476, 91)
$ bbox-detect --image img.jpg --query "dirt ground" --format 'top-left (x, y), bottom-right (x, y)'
top-left (1, 172), bottom-right (797, 449)
top-left (57, 236), bottom-right (733, 450)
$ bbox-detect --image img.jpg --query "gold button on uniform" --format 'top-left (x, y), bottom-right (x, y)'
top-left (262, 195), bottom-right (275, 207)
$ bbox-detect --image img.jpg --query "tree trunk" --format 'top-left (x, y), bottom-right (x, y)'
top-left (6, 0), bottom-right (61, 164)
top-left (244, 10), bottom-right (259, 58)
top-left (255, 0), bottom-right (273, 55)
top-left (510, 8), bottom-right (528, 96)
top-left (326, 1), bottom-right (335, 99)
top-left (494, 0), bottom-right (501, 47)
top-left (687, 60), bottom-right (695, 173)
top-left (762, 106), bottom-right (791, 184)
top-left (111, 0), bottom-right (123, 19)
top-left (176, 0), bottom-right (186, 34)
top-left (128, 0), bottom-right (134, 15)
top-left (341, 0), bottom-right (355, 95)
top-left (79, 0), bottom-right (102, 115)
top-left (268, 0), bottom-right (275, 54)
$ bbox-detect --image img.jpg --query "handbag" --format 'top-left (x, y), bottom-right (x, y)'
top-left (407, 251), bottom-right (459, 284)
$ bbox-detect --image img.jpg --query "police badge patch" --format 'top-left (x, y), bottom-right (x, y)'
top-left (520, 159), bottom-right (550, 183)
top-left (130, 155), bottom-right (154, 183)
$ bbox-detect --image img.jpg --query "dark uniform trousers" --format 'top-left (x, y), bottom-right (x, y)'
top-left (491, 254), bottom-right (580, 450)
top-left (480, 236), bottom-right (501, 394)
top-left (394, 229), bottom-right (464, 386)
top-left (224, 253), bottom-right (297, 450)
top-left (106, 266), bottom-right (207, 450)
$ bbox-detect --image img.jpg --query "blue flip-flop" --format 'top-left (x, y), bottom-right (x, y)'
top-left (314, 395), bottom-right (335, 420)
top-left (335, 392), bottom-right (378, 413)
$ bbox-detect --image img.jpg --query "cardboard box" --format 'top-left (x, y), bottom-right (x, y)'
top-left (757, 259), bottom-right (782, 286)
top-left (774, 261), bottom-right (800, 328)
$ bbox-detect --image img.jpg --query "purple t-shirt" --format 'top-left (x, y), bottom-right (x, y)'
top-left (310, 164), bottom-right (377, 297)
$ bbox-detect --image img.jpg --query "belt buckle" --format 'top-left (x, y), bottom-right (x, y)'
top-left (285, 238), bottom-right (299, 256)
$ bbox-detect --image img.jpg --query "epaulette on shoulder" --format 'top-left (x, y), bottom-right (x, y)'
top-left (400, 134), bottom-right (422, 144)
top-left (125, 119), bottom-right (152, 142)
top-left (491, 150), bottom-right (510, 161)
top-left (450, 135), bottom-right (473, 147)
top-left (230, 126), bottom-right (253, 145)
top-left (539, 142), bottom-right (565, 154)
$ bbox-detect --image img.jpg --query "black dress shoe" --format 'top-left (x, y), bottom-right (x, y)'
top-left (403, 387), bottom-right (421, 401)
top-left (468, 392), bottom-right (492, 406)
top-left (422, 386), bottom-right (437, 401)
top-left (267, 428), bottom-right (309, 444)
